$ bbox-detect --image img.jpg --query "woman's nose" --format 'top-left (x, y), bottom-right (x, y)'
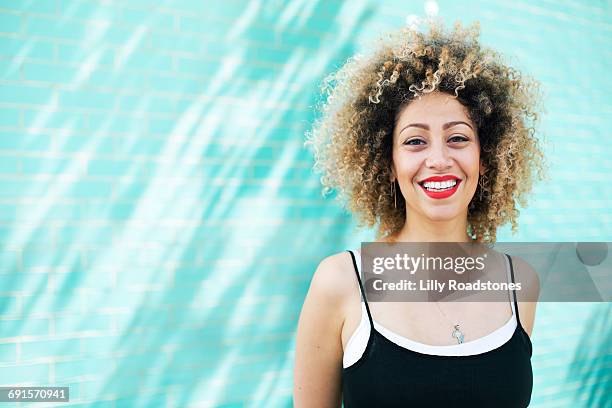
top-left (425, 145), bottom-right (453, 169)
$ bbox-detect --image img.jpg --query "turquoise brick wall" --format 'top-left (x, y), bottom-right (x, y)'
top-left (0, 0), bottom-right (610, 407)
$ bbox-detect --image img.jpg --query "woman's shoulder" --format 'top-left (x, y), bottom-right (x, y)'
top-left (484, 248), bottom-right (540, 296)
top-left (506, 253), bottom-right (541, 302)
top-left (307, 250), bottom-right (361, 310)
top-left (505, 253), bottom-right (540, 337)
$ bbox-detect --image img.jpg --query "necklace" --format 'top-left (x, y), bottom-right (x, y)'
top-left (434, 302), bottom-right (465, 344)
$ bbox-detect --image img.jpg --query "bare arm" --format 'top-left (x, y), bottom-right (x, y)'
top-left (293, 255), bottom-right (348, 408)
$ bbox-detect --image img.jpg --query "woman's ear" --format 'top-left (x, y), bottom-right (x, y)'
top-left (479, 161), bottom-right (486, 176)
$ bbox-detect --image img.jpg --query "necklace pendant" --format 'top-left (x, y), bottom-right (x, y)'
top-left (452, 324), bottom-right (464, 344)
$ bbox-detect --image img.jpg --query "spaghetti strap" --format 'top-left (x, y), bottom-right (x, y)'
top-left (505, 253), bottom-right (522, 327)
top-left (347, 250), bottom-right (374, 329)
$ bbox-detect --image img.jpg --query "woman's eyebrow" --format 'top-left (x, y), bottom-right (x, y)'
top-left (399, 121), bottom-right (474, 134)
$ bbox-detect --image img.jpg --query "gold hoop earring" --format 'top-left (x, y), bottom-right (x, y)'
top-left (478, 175), bottom-right (485, 201)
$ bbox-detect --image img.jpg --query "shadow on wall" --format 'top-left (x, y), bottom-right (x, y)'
top-left (89, 2), bottom-right (377, 406)
top-left (567, 303), bottom-right (611, 407)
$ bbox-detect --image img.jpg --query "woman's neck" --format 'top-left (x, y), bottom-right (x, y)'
top-left (387, 216), bottom-right (473, 243)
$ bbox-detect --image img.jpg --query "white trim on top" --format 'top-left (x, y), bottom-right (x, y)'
top-left (343, 248), bottom-right (517, 368)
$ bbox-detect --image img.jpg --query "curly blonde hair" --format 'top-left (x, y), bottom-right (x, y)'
top-left (305, 20), bottom-right (548, 243)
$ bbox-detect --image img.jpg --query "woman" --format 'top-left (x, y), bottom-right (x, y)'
top-left (294, 21), bottom-right (546, 407)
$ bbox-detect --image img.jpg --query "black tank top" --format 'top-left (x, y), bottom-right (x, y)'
top-left (342, 250), bottom-right (533, 407)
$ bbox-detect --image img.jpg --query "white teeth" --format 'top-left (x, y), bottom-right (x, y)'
top-left (423, 180), bottom-right (457, 190)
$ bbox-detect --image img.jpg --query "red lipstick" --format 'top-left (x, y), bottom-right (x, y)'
top-left (418, 175), bottom-right (461, 199)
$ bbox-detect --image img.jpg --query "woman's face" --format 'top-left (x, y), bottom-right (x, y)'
top-left (391, 91), bottom-right (484, 223)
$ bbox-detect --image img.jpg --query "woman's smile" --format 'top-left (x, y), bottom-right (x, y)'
top-left (418, 177), bottom-right (463, 199)
top-left (392, 91), bottom-right (483, 225)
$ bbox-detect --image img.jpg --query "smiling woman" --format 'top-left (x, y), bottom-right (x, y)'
top-left (305, 20), bottom-right (547, 244)
top-left (295, 20), bottom-right (546, 408)
top-left (390, 91), bottom-right (485, 237)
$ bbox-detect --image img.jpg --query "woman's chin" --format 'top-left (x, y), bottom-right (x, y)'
top-left (422, 208), bottom-right (463, 222)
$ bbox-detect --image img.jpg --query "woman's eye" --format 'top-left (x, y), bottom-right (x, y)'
top-left (449, 135), bottom-right (469, 143)
top-left (404, 139), bottom-right (425, 146)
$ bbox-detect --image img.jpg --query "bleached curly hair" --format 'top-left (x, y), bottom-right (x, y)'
top-left (305, 20), bottom-right (548, 243)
